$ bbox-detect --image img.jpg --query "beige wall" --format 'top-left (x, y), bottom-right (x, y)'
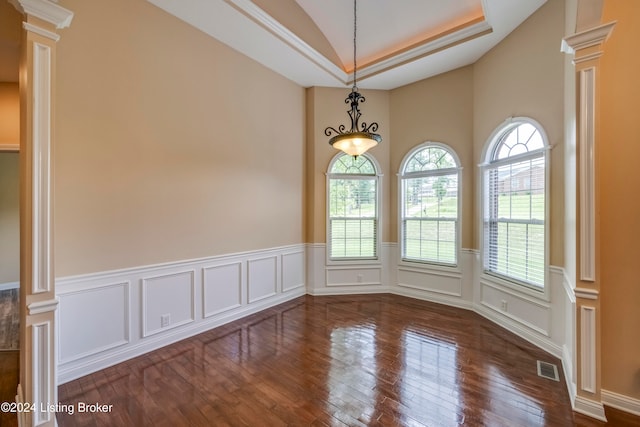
top-left (0, 1), bottom-right (21, 83)
top-left (390, 66), bottom-right (474, 247)
top-left (473, 0), bottom-right (565, 265)
top-left (600, 0), bottom-right (640, 399)
top-left (55, 0), bottom-right (305, 276)
top-left (0, 81), bottom-right (19, 285)
top-left (305, 86), bottom-right (391, 244)
top-left (0, 83), bottom-right (19, 148)
top-left (0, 152), bottom-right (19, 283)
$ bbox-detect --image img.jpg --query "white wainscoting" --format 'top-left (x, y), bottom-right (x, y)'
top-left (306, 244), bottom-right (389, 295)
top-left (202, 262), bottom-right (242, 318)
top-left (247, 256), bottom-right (277, 303)
top-left (58, 281), bottom-right (130, 364)
top-left (56, 244), bottom-right (306, 384)
top-left (57, 242), bottom-right (626, 420)
top-left (474, 267), bottom-right (573, 360)
top-left (478, 280), bottom-right (551, 337)
top-left (142, 270), bottom-right (195, 337)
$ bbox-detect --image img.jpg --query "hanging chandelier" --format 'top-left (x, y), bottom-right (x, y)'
top-left (325, 0), bottom-right (381, 158)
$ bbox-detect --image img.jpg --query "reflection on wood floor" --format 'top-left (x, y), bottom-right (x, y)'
top-left (56, 294), bottom-right (639, 426)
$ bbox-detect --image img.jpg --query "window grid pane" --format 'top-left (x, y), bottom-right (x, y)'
top-left (484, 124), bottom-right (545, 288)
top-left (328, 154), bottom-right (378, 260)
top-left (330, 219), bottom-right (377, 258)
top-left (400, 146), bottom-right (459, 266)
top-left (403, 219), bottom-right (456, 264)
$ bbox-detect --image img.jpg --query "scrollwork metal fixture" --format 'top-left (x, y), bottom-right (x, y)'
top-left (325, 0), bottom-right (381, 158)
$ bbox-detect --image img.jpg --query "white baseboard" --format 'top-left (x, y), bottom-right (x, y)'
top-left (391, 286), bottom-right (474, 311)
top-left (473, 301), bottom-right (563, 359)
top-left (0, 281), bottom-right (19, 291)
top-left (574, 395), bottom-right (607, 421)
top-left (561, 344), bottom-right (577, 406)
top-left (308, 285), bottom-right (390, 296)
top-left (602, 389), bottom-right (640, 417)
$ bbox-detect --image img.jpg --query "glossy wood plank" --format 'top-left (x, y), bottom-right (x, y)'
top-left (55, 294), bottom-right (640, 426)
top-left (0, 350), bottom-right (19, 427)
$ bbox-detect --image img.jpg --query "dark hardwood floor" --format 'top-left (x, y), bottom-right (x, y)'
top-left (49, 294), bottom-right (640, 426)
top-left (0, 350), bottom-right (19, 427)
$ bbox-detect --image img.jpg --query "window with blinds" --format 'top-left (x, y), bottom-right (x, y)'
top-left (328, 154), bottom-right (379, 260)
top-left (400, 144), bottom-right (460, 266)
top-left (483, 121), bottom-right (547, 288)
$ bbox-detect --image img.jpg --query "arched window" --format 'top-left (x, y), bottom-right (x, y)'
top-left (399, 143), bottom-right (460, 266)
top-left (327, 154), bottom-right (380, 260)
top-left (482, 118), bottom-right (548, 289)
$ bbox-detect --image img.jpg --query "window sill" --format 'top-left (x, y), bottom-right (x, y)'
top-left (398, 260), bottom-right (461, 277)
top-left (480, 272), bottom-right (549, 302)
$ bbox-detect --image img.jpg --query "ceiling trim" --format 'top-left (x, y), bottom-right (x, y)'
top-left (225, 0), bottom-right (346, 84)
top-left (146, 0), bottom-right (548, 90)
top-left (354, 18), bottom-right (493, 85)
top-left (226, 0), bottom-right (493, 88)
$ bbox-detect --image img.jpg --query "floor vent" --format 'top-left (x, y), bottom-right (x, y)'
top-left (537, 360), bottom-right (559, 381)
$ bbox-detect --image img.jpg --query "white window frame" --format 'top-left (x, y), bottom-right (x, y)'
top-left (326, 153), bottom-right (382, 264)
top-left (398, 142), bottom-right (462, 271)
top-left (479, 117), bottom-right (550, 299)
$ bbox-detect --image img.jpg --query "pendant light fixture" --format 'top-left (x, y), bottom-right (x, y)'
top-left (325, 0), bottom-right (381, 158)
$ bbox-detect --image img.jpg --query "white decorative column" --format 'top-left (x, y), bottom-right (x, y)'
top-left (9, 1), bottom-right (73, 426)
top-left (562, 15), bottom-right (615, 422)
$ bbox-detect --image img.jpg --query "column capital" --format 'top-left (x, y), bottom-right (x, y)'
top-left (562, 21), bottom-right (616, 64)
top-left (10, 0), bottom-right (73, 29)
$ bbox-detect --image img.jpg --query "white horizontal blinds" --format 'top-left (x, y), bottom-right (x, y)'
top-left (401, 145), bottom-right (459, 265)
top-left (329, 155), bottom-right (377, 259)
top-left (484, 122), bottom-right (545, 288)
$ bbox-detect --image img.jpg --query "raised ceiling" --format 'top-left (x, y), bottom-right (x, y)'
top-left (147, 0), bottom-right (548, 90)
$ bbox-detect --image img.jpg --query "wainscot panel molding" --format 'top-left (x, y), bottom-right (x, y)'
top-left (142, 270), bottom-right (195, 337)
top-left (478, 280), bottom-right (551, 337)
top-left (247, 255), bottom-right (278, 303)
top-left (580, 305), bottom-right (597, 393)
top-left (281, 250), bottom-right (305, 293)
top-left (393, 250), bottom-right (475, 310)
top-left (32, 321), bottom-right (53, 425)
top-left (306, 243), bottom-right (389, 296)
top-left (202, 262), bottom-right (242, 318)
top-left (473, 266), bottom-right (571, 361)
top-left (58, 282), bottom-right (129, 364)
top-left (56, 244), bottom-right (306, 383)
top-left (397, 267), bottom-right (462, 297)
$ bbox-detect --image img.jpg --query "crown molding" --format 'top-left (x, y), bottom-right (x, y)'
top-left (10, 0), bottom-right (74, 29)
top-left (562, 21), bottom-right (616, 55)
top-left (356, 19), bottom-right (493, 84)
